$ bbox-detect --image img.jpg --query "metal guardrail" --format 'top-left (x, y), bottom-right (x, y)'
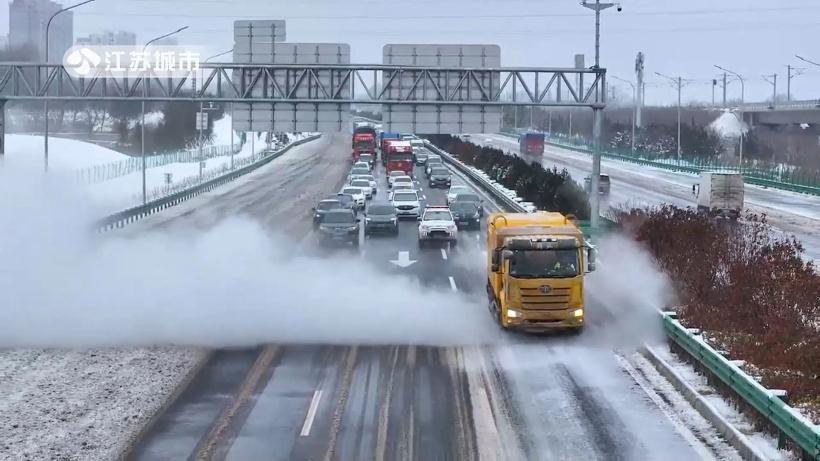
top-left (496, 132), bottom-right (820, 196)
top-left (425, 139), bottom-right (820, 460)
top-left (93, 135), bottom-right (322, 233)
top-left (741, 99), bottom-right (820, 111)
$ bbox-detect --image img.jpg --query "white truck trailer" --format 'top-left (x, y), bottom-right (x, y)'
top-left (692, 172), bottom-right (745, 220)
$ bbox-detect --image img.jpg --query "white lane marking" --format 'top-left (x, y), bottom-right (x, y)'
top-left (300, 390), bottom-right (323, 436)
top-left (448, 276), bottom-right (458, 291)
top-left (440, 248), bottom-right (448, 260)
top-left (422, 195), bottom-right (426, 200)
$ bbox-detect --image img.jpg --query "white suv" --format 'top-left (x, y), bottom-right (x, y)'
top-left (418, 206), bottom-right (458, 247)
top-left (391, 190), bottom-right (421, 219)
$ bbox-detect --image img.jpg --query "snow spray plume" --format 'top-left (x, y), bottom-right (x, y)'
top-left (0, 167), bottom-right (501, 348)
top-left (581, 233), bottom-right (673, 350)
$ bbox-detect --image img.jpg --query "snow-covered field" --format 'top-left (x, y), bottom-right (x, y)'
top-left (0, 119), bottom-right (319, 461)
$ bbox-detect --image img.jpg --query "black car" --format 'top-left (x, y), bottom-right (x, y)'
top-left (449, 202), bottom-right (481, 229)
top-left (425, 157), bottom-right (443, 178)
top-left (317, 209), bottom-right (360, 246)
top-left (311, 199), bottom-right (343, 228)
top-left (364, 202), bottom-right (399, 235)
top-left (330, 193), bottom-right (357, 213)
top-left (428, 166), bottom-right (451, 188)
top-left (452, 192), bottom-right (484, 216)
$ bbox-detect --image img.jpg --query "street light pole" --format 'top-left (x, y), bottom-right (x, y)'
top-left (580, 0), bottom-right (618, 229)
top-left (612, 75), bottom-right (635, 155)
top-left (715, 65), bottom-right (745, 166)
top-left (43, 0), bottom-right (95, 172)
top-left (655, 72), bottom-right (683, 161)
top-left (141, 26), bottom-right (189, 205)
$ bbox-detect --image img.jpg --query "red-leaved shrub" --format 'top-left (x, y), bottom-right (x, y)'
top-left (614, 205), bottom-right (820, 405)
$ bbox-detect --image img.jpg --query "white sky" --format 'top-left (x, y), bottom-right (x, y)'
top-left (2, 0), bottom-right (819, 105)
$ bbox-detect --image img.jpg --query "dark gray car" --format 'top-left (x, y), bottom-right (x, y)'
top-left (428, 166), bottom-right (451, 188)
top-left (317, 209), bottom-right (360, 246)
top-left (311, 199), bottom-right (343, 228)
top-left (330, 193), bottom-right (357, 213)
top-left (414, 151), bottom-right (428, 165)
top-left (449, 202), bottom-right (481, 229)
top-left (364, 202), bottom-right (399, 235)
top-left (452, 192), bottom-right (484, 216)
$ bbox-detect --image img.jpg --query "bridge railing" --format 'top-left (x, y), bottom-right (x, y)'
top-left (741, 99), bottom-right (820, 111)
top-left (498, 128), bottom-right (820, 196)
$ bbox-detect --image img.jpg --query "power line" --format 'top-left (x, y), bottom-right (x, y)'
top-left (84, 5), bottom-right (820, 18)
top-left (107, 22), bottom-right (820, 35)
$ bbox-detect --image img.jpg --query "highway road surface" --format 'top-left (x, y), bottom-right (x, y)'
top-left (485, 134), bottom-right (820, 262)
top-left (125, 134), bottom-right (738, 461)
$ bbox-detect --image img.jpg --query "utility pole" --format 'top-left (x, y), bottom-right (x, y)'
top-left (785, 65), bottom-right (805, 101)
top-left (715, 65), bottom-right (746, 165)
top-left (580, 0), bottom-right (618, 229)
top-left (655, 72), bottom-right (686, 161)
top-left (635, 52), bottom-right (644, 128)
top-left (722, 73), bottom-right (727, 107)
top-left (762, 73), bottom-right (777, 108)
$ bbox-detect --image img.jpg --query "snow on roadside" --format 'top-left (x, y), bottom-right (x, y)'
top-left (0, 347), bottom-right (204, 461)
top-left (646, 346), bottom-right (794, 460)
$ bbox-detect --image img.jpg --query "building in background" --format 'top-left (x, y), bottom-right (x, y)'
top-left (8, 0), bottom-right (74, 62)
top-left (76, 30), bottom-right (136, 46)
top-left (0, 34), bottom-right (8, 50)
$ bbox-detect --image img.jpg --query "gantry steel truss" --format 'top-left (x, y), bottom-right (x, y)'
top-left (0, 63), bottom-right (607, 107)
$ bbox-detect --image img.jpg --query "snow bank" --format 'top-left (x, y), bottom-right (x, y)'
top-left (708, 110), bottom-right (748, 138)
top-left (3, 134), bottom-right (129, 171)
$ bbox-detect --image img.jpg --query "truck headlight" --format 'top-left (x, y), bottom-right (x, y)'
top-left (570, 308), bottom-right (583, 318)
top-left (506, 309), bottom-right (522, 318)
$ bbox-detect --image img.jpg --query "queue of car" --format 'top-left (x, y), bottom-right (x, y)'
top-left (312, 141), bottom-right (484, 248)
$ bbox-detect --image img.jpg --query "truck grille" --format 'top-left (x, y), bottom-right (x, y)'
top-left (518, 287), bottom-right (571, 310)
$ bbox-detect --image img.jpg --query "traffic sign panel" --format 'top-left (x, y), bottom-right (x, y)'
top-left (231, 43), bottom-right (351, 132)
top-left (381, 44), bottom-right (502, 134)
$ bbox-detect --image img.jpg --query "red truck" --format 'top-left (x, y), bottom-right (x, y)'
top-left (352, 132), bottom-right (376, 162)
top-left (384, 140), bottom-right (414, 177)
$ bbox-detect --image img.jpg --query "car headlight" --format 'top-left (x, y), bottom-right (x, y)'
top-left (348, 226), bottom-right (358, 232)
top-left (365, 218), bottom-right (372, 222)
top-left (314, 214), bottom-right (320, 218)
top-left (570, 308), bottom-right (584, 318)
top-left (419, 225), bottom-right (430, 231)
top-left (390, 217), bottom-right (397, 223)
top-left (447, 225), bottom-right (457, 231)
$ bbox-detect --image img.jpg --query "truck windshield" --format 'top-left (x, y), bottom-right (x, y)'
top-left (354, 141), bottom-right (374, 148)
top-left (509, 249), bottom-right (579, 278)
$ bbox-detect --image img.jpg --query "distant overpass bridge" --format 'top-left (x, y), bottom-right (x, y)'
top-left (740, 99), bottom-right (820, 125)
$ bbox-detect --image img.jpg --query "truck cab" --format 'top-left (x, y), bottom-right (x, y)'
top-left (486, 212), bottom-right (596, 333)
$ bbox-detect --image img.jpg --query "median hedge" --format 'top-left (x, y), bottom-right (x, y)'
top-left (425, 135), bottom-right (591, 220)
top-left (612, 204), bottom-right (820, 422)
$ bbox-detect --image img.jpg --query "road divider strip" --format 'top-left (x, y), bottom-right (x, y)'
top-left (94, 135), bottom-right (323, 233)
top-left (424, 138), bottom-right (820, 460)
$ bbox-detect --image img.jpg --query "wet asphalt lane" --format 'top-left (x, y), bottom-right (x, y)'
top-left (127, 136), bottom-right (731, 461)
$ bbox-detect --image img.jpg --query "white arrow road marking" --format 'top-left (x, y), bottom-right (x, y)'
top-left (389, 250), bottom-right (417, 267)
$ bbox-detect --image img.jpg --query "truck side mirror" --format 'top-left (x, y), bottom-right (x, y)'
top-left (491, 249), bottom-right (500, 265)
top-left (587, 262), bottom-right (597, 272)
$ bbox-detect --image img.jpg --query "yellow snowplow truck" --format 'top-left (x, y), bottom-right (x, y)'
top-left (486, 212), bottom-right (597, 333)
